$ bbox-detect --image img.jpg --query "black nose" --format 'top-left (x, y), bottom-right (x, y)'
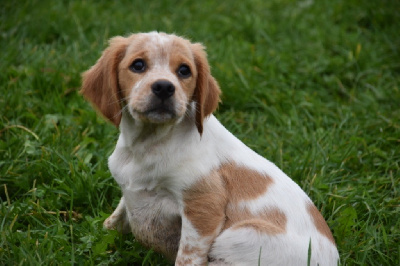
top-left (151, 80), bottom-right (175, 100)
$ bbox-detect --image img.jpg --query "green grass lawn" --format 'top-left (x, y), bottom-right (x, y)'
top-left (1, 0), bottom-right (399, 264)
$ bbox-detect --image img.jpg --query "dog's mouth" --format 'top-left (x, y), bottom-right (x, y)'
top-left (134, 104), bottom-right (177, 124)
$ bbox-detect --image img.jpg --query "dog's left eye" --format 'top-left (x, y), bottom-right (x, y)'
top-left (177, 64), bottom-right (191, 78)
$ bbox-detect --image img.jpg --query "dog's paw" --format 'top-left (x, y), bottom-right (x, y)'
top-left (103, 214), bottom-right (119, 229)
top-left (104, 214), bottom-right (131, 233)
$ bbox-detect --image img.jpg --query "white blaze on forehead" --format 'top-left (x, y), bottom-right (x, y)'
top-left (147, 31), bottom-right (172, 45)
top-left (145, 32), bottom-right (174, 71)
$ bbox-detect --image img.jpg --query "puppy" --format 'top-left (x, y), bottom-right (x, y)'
top-left (81, 32), bottom-right (339, 265)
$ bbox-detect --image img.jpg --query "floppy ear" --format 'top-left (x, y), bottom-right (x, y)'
top-left (191, 43), bottom-right (221, 135)
top-left (81, 36), bottom-right (128, 127)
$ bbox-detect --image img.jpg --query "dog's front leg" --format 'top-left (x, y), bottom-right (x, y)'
top-left (175, 215), bottom-right (223, 265)
top-left (175, 176), bottom-right (227, 265)
top-left (103, 196), bottom-right (131, 234)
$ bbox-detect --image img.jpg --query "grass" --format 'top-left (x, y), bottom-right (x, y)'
top-left (1, 0), bottom-right (399, 264)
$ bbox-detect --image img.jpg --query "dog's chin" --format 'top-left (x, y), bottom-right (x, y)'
top-left (132, 108), bottom-right (181, 124)
top-left (145, 110), bottom-right (177, 124)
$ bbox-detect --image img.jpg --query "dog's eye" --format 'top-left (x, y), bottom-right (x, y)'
top-left (129, 59), bottom-right (146, 73)
top-left (177, 64), bottom-right (191, 78)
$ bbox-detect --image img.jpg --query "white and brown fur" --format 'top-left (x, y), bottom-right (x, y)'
top-left (81, 32), bottom-right (339, 265)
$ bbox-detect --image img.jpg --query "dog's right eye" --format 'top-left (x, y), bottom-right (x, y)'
top-left (129, 59), bottom-right (146, 73)
top-left (177, 64), bottom-right (191, 78)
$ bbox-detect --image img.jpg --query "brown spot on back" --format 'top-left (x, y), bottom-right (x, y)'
top-left (225, 206), bottom-right (287, 234)
top-left (219, 162), bottom-right (274, 203)
top-left (232, 218), bottom-right (284, 234)
top-left (184, 162), bottom-right (276, 237)
top-left (307, 202), bottom-right (336, 245)
top-left (219, 162), bottom-right (285, 234)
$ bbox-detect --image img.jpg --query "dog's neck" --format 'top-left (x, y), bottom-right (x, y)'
top-left (118, 103), bottom-right (198, 149)
top-left (110, 105), bottom-right (224, 193)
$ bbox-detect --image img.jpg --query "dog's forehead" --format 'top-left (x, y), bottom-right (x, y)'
top-left (125, 32), bottom-right (194, 61)
top-left (147, 32), bottom-right (172, 46)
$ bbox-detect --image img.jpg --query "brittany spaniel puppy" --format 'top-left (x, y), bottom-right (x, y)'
top-left (81, 32), bottom-right (339, 265)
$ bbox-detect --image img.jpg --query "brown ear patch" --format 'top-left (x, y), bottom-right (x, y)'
top-left (191, 43), bottom-right (221, 134)
top-left (307, 202), bottom-right (336, 245)
top-left (81, 36), bottom-right (129, 126)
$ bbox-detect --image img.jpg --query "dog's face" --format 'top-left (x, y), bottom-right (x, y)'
top-left (81, 32), bottom-right (221, 134)
top-left (119, 33), bottom-right (198, 124)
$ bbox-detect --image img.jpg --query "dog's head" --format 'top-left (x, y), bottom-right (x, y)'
top-left (81, 32), bottom-right (220, 134)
